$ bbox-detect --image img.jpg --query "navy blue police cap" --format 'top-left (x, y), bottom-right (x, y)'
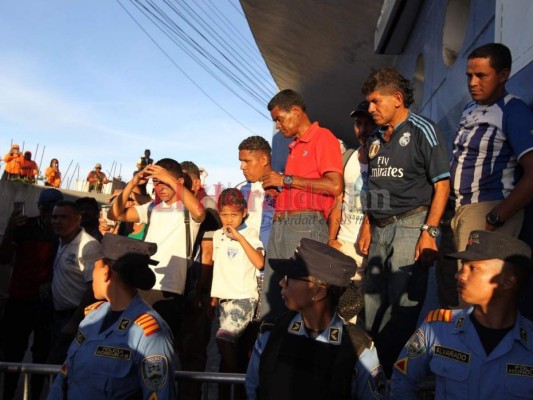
top-left (269, 238), bottom-right (355, 287)
top-left (102, 234), bottom-right (158, 265)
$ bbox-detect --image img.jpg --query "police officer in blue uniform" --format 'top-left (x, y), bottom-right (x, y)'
top-left (391, 230), bottom-right (533, 399)
top-left (246, 238), bottom-right (387, 400)
top-left (48, 234), bottom-right (175, 400)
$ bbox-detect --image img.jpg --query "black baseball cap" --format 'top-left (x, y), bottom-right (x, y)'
top-left (350, 101), bottom-right (370, 118)
top-left (38, 189), bottom-right (64, 209)
top-left (269, 238), bottom-right (355, 287)
top-left (447, 230), bottom-right (531, 269)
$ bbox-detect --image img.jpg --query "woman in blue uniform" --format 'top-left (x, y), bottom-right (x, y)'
top-left (48, 234), bottom-right (175, 399)
top-left (245, 238), bottom-right (387, 400)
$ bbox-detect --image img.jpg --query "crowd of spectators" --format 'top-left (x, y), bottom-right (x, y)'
top-left (0, 42), bottom-right (532, 399)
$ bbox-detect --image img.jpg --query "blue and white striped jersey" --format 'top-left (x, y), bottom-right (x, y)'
top-left (450, 93), bottom-right (533, 206)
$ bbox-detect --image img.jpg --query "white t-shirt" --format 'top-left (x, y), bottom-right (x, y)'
top-left (337, 151), bottom-right (368, 244)
top-left (136, 201), bottom-right (201, 295)
top-left (52, 228), bottom-right (102, 310)
top-left (211, 225), bottom-right (263, 300)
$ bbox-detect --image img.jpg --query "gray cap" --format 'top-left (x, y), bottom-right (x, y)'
top-left (269, 238), bottom-right (355, 287)
top-left (447, 230), bottom-right (531, 269)
top-left (102, 234), bottom-right (158, 265)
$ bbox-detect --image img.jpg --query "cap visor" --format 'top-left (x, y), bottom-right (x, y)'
top-left (446, 250), bottom-right (488, 261)
top-left (269, 258), bottom-right (308, 277)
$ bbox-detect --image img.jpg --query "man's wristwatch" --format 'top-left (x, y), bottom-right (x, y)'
top-left (283, 175), bottom-right (293, 189)
top-left (421, 224), bottom-right (440, 238)
top-left (486, 211), bottom-right (505, 227)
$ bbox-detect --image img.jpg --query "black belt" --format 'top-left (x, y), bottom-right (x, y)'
top-left (273, 210), bottom-right (323, 222)
top-left (373, 206), bottom-right (428, 228)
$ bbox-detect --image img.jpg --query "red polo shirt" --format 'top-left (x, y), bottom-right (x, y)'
top-left (276, 122), bottom-right (342, 217)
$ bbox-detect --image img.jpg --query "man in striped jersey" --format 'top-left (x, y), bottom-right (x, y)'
top-left (358, 67), bottom-right (450, 376)
top-left (445, 43), bottom-right (533, 307)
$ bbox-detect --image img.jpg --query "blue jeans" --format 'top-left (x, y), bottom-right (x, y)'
top-left (364, 210), bottom-right (428, 376)
top-left (260, 212), bottom-right (329, 321)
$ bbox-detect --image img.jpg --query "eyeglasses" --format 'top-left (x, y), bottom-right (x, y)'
top-left (283, 275), bottom-right (326, 286)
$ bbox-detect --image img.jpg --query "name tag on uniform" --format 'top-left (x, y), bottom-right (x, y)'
top-left (95, 346), bottom-right (132, 360)
top-left (434, 345), bottom-right (470, 364)
top-left (507, 364), bottom-right (533, 377)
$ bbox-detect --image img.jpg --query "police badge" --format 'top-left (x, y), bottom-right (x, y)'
top-left (368, 139), bottom-right (380, 159)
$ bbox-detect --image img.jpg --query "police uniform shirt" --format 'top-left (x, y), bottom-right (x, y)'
top-left (245, 312), bottom-right (386, 400)
top-left (366, 113), bottom-right (450, 220)
top-left (391, 308), bottom-right (533, 399)
top-left (48, 294), bottom-right (175, 400)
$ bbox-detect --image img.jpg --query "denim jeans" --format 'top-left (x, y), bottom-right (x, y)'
top-left (260, 212), bottom-right (329, 321)
top-left (364, 210), bottom-right (428, 377)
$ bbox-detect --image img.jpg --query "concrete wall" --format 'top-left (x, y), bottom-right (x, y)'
top-left (0, 181), bottom-right (112, 235)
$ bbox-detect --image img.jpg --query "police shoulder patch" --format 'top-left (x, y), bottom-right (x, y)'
top-left (135, 313), bottom-right (160, 336)
top-left (142, 354), bottom-right (169, 392)
top-left (406, 329), bottom-right (426, 358)
top-left (84, 301), bottom-right (105, 316)
top-left (425, 309), bottom-right (453, 323)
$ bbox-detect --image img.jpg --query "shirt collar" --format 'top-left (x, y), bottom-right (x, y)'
top-left (287, 312), bottom-right (344, 345)
top-left (289, 121), bottom-right (319, 147)
top-left (454, 308), bottom-right (531, 350)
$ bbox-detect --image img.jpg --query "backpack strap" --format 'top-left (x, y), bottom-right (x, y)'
top-left (140, 201), bottom-right (156, 241)
top-left (141, 201), bottom-right (192, 265)
top-left (342, 148), bottom-right (356, 170)
top-left (184, 208), bottom-right (191, 264)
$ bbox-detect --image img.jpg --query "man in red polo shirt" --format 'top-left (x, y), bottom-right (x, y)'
top-left (260, 89), bottom-right (343, 321)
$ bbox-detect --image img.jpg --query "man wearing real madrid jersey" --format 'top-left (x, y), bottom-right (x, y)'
top-left (357, 67), bottom-right (450, 376)
top-left (391, 230), bottom-right (533, 399)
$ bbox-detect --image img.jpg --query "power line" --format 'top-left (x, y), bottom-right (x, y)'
top-left (226, 0), bottom-right (245, 18)
top-left (116, 0), bottom-right (266, 134)
top-left (176, 0), bottom-right (274, 96)
top-left (197, 0), bottom-right (270, 74)
top-left (155, 0), bottom-right (271, 103)
top-left (130, 0), bottom-right (270, 113)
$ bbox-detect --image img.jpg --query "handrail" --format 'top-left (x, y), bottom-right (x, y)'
top-left (0, 362), bottom-right (245, 400)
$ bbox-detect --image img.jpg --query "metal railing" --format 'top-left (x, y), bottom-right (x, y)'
top-left (0, 362), bottom-right (246, 400)
top-left (0, 362), bottom-right (436, 400)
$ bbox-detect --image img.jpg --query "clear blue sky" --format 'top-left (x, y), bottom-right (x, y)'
top-left (0, 0), bottom-right (276, 192)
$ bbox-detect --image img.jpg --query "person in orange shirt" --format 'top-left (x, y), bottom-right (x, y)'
top-left (19, 151), bottom-right (39, 184)
top-left (45, 158), bottom-right (62, 188)
top-left (2, 144), bottom-right (23, 181)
